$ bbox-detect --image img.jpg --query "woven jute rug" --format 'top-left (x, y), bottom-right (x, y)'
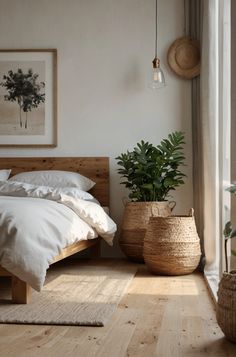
top-left (0, 260), bottom-right (137, 326)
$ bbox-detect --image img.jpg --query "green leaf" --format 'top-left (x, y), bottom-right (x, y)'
top-left (141, 183), bottom-right (154, 191)
top-left (163, 177), bottom-right (175, 188)
top-left (231, 250), bottom-right (236, 256)
top-left (224, 221), bottom-right (232, 238)
top-left (226, 185), bottom-right (236, 194)
top-left (230, 229), bottom-right (236, 239)
top-left (153, 179), bottom-right (162, 189)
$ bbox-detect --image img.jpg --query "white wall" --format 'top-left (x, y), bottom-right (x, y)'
top-left (0, 0), bottom-right (193, 256)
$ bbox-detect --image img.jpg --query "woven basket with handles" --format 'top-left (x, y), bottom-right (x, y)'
top-left (119, 200), bottom-right (175, 262)
top-left (144, 208), bottom-right (201, 275)
top-left (216, 271), bottom-right (236, 343)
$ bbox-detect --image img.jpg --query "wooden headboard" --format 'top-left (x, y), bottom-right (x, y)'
top-left (0, 157), bottom-right (109, 206)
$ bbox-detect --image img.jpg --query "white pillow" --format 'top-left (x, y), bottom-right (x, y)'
top-left (9, 170), bottom-right (95, 192)
top-left (0, 169), bottom-right (11, 181)
top-left (0, 180), bottom-right (99, 203)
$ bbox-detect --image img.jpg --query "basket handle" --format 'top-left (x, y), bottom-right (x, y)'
top-left (168, 201), bottom-right (176, 211)
top-left (151, 206), bottom-right (160, 216)
top-left (189, 208), bottom-right (194, 216)
top-left (122, 197), bottom-right (129, 206)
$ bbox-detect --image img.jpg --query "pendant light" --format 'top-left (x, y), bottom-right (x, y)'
top-left (148, 0), bottom-right (166, 89)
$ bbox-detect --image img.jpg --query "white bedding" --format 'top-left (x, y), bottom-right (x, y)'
top-left (0, 186), bottom-right (116, 291)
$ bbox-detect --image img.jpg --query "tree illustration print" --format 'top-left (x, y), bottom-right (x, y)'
top-left (0, 68), bottom-right (45, 129)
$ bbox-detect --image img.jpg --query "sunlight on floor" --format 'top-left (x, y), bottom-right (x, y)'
top-left (131, 274), bottom-right (202, 296)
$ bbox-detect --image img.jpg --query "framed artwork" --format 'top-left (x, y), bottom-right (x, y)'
top-left (0, 49), bottom-right (57, 147)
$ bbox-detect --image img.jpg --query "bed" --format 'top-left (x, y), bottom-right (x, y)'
top-left (0, 157), bottom-right (114, 304)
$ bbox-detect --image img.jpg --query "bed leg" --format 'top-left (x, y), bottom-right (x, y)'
top-left (90, 238), bottom-right (101, 258)
top-left (12, 276), bottom-right (32, 304)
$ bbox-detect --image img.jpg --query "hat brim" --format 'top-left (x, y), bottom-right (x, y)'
top-left (167, 37), bottom-right (200, 79)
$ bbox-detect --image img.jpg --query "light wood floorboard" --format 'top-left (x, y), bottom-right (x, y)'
top-left (0, 259), bottom-right (236, 357)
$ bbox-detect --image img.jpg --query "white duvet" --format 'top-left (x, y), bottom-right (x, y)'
top-left (0, 183), bottom-right (116, 291)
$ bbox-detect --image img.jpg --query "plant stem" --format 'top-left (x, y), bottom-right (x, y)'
top-left (19, 105), bottom-right (22, 127)
top-left (225, 238), bottom-right (228, 273)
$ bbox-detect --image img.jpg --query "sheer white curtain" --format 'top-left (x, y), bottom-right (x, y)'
top-left (201, 0), bottom-right (231, 298)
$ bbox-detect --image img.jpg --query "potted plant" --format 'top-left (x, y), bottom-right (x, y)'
top-left (116, 131), bottom-right (186, 262)
top-left (216, 185), bottom-right (236, 343)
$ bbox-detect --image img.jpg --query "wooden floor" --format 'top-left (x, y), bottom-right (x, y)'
top-left (0, 259), bottom-right (236, 357)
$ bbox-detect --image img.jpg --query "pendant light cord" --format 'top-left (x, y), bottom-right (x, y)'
top-left (155, 0), bottom-right (157, 58)
top-left (184, 0), bottom-right (187, 37)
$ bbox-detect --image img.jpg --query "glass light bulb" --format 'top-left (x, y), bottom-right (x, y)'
top-left (148, 66), bottom-right (166, 89)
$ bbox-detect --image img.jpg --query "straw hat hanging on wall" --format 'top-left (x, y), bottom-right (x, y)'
top-left (167, 0), bottom-right (200, 79)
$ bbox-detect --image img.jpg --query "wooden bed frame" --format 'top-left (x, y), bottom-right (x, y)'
top-left (0, 157), bottom-right (109, 304)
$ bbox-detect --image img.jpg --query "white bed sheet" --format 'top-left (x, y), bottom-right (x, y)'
top-left (0, 195), bottom-right (116, 291)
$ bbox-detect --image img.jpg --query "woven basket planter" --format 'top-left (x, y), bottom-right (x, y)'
top-left (119, 201), bottom-right (174, 262)
top-left (143, 209), bottom-right (201, 275)
top-left (216, 271), bottom-right (236, 343)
